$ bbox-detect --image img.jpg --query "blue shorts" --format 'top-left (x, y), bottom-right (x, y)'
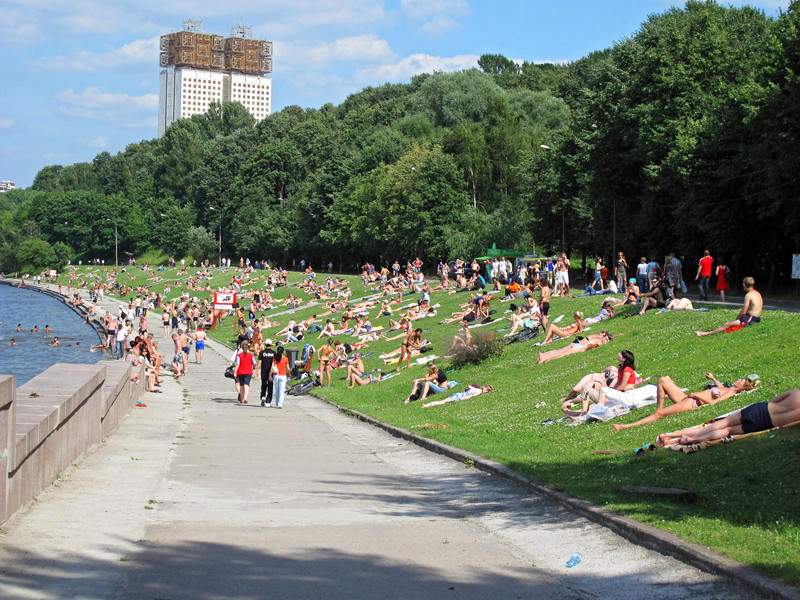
top-left (195, 340), bottom-right (205, 350)
top-left (740, 402), bottom-right (773, 433)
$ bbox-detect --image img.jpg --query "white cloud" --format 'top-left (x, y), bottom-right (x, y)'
top-left (0, 7), bottom-right (42, 44)
top-left (0, 117), bottom-right (14, 129)
top-left (355, 53), bottom-right (479, 83)
top-left (33, 37), bottom-right (159, 73)
top-left (419, 16), bottom-right (462, 36)
top-left (276, 34), bottom-right (396, 68)
top-left (85, 135), bottom-right (110, 148)
top-left (54, 87), bottom-right (158, 128)
top-left (401, 0), bottom-right (468, 18)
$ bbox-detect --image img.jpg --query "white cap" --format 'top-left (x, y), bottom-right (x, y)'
top-left (264, 339), bottom-right (273, 346)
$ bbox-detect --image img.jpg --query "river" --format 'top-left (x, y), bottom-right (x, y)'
top-left (0, 284), bottom-right (108, 385)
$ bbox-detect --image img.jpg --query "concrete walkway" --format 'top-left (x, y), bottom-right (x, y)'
top-left (0, 295), bottom-right (753, 599)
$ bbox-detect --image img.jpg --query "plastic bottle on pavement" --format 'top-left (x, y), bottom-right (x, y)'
top-left (566, 552), bottom-right (582, 568)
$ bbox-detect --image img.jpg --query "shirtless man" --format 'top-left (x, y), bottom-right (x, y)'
top-left (194, 325), bottom-right (207, 364)
top-left (538, 277), bottom-right (551, 329)
top-left (558, 253), bottom-right (571, 296)
top-left (656, 389), bottom-right (800, 447)
top-left (695, 277), bottom-right (762, 337)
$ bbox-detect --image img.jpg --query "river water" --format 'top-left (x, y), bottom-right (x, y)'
top-left (0, 284), bottom-right (108, 386)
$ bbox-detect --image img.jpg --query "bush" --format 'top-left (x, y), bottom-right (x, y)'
top-left (449, 331), bottom-right (504, 369)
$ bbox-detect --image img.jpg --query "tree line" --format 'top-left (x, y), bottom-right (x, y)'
top-left (1, 1), bottom-right (798, 290)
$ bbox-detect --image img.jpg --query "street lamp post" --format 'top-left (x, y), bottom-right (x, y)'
top-left (209, 206), bottom-right (222, 267)
top-left (106, 218), bottom-right (118, 267)
top-left (539, 144), bottom-right (565, 254)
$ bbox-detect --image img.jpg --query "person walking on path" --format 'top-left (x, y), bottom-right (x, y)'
top-left (257, 339), bottom-right (276, 406)
top-left (271, 346), bottom-right (290, 409)
top-left (234, 343), bottom-right (257, 404)
top-left (695, 250), bottom-right (713, 301)
top-left (716, 259), bottom-right (730, 302)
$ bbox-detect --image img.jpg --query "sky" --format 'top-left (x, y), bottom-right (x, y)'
top-left (0, 0), bottom-right (789, 188)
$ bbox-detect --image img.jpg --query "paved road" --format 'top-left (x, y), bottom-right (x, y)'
top-left (0, 290), bottom-right (753, 599)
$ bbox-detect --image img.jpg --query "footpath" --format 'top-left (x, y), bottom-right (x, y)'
top-left (0, 290), bottom-right (758, 599)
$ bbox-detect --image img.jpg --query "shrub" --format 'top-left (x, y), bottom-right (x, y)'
top-left (449, 331), bottom-right (504, 369)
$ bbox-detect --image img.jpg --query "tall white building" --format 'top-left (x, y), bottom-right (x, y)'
top-left (158, 66), bottom-right (271, 136)
top-left (157, 21), bottom-right (273, 137)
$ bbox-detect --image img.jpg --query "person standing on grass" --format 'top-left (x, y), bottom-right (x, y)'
top-left (558, 253), bottom-right (571, 296)
top-left (257, 339), bottom-right (276, 406)
top-left (695, 277), bottom-right (762, 337)
top-left (271, 346), bottom-right (290, 409)
top-left (318, 340), bottom-right (335, 387)
top-left (716, 258), bottom-right (730, 302)
top-left (695, 250), bottom-right (713, 301)
top-left (539, 276), bottom-right (551, 330)
top-left (615, 252), bottom-right (628, 289)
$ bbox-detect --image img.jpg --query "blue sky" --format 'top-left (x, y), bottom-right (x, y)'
top-left (0, 0), bottom-right (789, 188)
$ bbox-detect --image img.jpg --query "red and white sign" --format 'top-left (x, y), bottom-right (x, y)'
top-left (213, 292), bottom-right (237, 309)
top-left (49, 270), bottom-right (58, 277)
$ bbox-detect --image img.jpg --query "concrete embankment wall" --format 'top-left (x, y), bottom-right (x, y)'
top-left (0, 360), bottom-right (143, 524)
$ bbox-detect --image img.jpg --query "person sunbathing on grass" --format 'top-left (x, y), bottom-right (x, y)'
top-left (348, 370), bottom-right (386, 387)
top-left (507, 304), bottom-right (541, 336)
top-left (344, 352), bottom-right (366, 386)
top-left (662, 297), bottom-right (694, 311)
top-left (612, 373), bottom-right (755, 431)
top-left (541, 311), bottom-right (584, 344)
top-left (403, 364), bottom-right (446, 404)
top-left (444, 321), bottom-right (473, 358)
top-left (562, 350), bottom-right (636, 418)
top-left (422, 384), bottom-right (495, 408)
top-left (537, 331), bottom-right (615, 365)
top-left (559, 365), bottom-right (619, 403)
top-left (583, 300), bottom-right (614, 325)
top-left (695, 277), bottom-right (763, 337)
top-left (656, 388), bottom-right (800, 447)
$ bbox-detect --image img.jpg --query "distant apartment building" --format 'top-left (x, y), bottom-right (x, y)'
top-left (0, 181), bottom-right (16, 193)
top-left (158, 20), bottom-right (272, 137)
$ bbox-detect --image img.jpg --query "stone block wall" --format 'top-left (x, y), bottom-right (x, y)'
top-left (0, 361), bottom-right (143, 524)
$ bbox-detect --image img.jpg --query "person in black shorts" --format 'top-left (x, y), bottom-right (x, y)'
top-left (657, 389), bottom-right (800, 447)
top-left (257, 339), bottom-right (276, 406)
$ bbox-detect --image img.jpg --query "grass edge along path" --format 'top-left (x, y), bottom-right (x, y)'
top-left (53, 265), bottom-right (800, 589)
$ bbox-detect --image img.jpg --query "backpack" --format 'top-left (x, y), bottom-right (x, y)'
top-left (724, 267), bottom-right (733, 283)
top-left (504, 325), bottom-right (541, 345)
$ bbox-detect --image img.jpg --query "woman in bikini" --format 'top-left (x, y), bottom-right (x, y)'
top-left (537, 331), bottom-right (614, 364)
top-left (318, 341), bottom-right (336, 387)
top-left (613, 372), bottom-right (755, 431)
top-left (396, 328), bottom-right (422, 371)
top-left (541, 311), bottom-right (584, 345)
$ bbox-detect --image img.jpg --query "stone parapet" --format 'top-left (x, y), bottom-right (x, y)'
top-left (0, 362), bottom-right (142, 523)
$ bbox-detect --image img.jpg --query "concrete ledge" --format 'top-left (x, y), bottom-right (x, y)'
top-left (316, 396), bottom-right (800, 600)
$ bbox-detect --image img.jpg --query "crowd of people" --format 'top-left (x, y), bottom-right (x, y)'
top-left (16, 245), bottom-right (792, 455)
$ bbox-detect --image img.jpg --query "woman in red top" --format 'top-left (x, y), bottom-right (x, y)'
top-left (563, 350), bottom-right (636, 418)
top-left (235, 342), bottom-right (257, 404)
top-left (271, 346), bottom-right (290, 408)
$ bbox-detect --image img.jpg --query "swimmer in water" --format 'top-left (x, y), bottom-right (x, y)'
top-left (45, 325), bottom-right (52, 332)
top-left (49, 337), bottom-right (60, 346)
top-left (17, 324), bottom-right (22, 332)
top-left (31, 325), bottom-right (39, 333)
top-left (10, 338), bottom-right (17, 346)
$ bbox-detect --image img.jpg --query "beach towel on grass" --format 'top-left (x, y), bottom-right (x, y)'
top-left (585, 384), bottom-right (659, 422)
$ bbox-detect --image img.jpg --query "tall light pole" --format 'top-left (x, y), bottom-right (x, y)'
top-left (209, 206), bottom-right (221, 268)
top-left (539, 144), bottom-right (565, 254)
top-left (106, 218), bottom-right (118, 267)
